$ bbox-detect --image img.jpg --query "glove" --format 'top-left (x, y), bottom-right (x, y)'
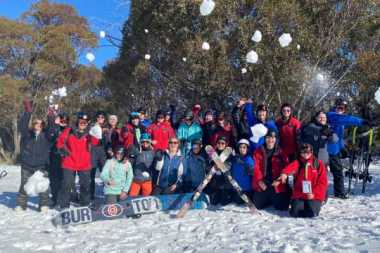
top-left (321, 126), bottom-right (333, 138)
top-left (57, 148), bottom-right (70, 158)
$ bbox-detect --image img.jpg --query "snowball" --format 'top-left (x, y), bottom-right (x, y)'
top-left (246, 50), bottom-right (258, 64)
top-left (279, 33), bottom-right (292, 48)
top-left (241, 68), bottom-right (247, 74)
top-left (297, 44), bottom-right (301, 50)
top-left (182, 57), bottom-right (187, 62)
top-left (99, 30), bottom-right (106, 38)
top-left (336, 92), bottom-right (341, 96)
top-left (142, 172), bottom-right (150, 178)
top-left (54, 104), bottom-right (59, 110)
top-left (145, 54), bottom-right (151, 60)
top-left (49, 95), bottom-right (54, 104)
top-left (200, 0), bottom-right (215, 16)
top-left (202, 42), bottom-right (210, 50)
top-left (144, 29), bottom-right (149, 34)
top-left (375, 87), bottom-right (380, 104)
top-left (316, 73), bottom-right (325, 82)
top-left (58, 87), bottom-right (67, 97)
top-left (251, 30), bottom-right (262, 43)
top-left (89, 124), bottom-right (103, 139)
top-left (86, 52), bottom-right (95, 62)
top-left (250, 124), bottom-right (268, 143)
top-left (24, 171), bottom-right (50, 197)
top-left (52, 89), bottom-right (59, 96)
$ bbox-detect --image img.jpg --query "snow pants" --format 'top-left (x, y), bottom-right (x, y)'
top-left (58, 169), bottom-right (91, 208)
top-left (329, 154), bottom-right (345, 196)
top-left (129, 180), bottom-right (153, 197)
top-left (289, 199), bottom-right (322, 218)
top-left (252, 187), bottom-right (290, 211)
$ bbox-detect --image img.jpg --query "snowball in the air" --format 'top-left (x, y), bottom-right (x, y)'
top-left (86, 52), bottom-right (95, 62)
top-left (182, 57), bottom-right (187, 62)
top-left (241, 68), bottom-right (247, 74)
top-left (145, 54), bottom-right (151, 60)
top-left (144, 29), bottom-right (149, 34)
top-left (316, 73), bottom-right (325, 82)
top-left (200, 0), bottom-right (215, 16)
top-left (58, 86), bottom-right (67, 97)
top-left (246, 50), bottom-right (259, 64)
top-left (251, 30), bottom-right (262, 43)
top-left (202, 42), bottom-right (210, 50)
top-left (297, 44), bottom-right (301, 50)
top-left (375, 87), bottom-right (380, 104)
top-left (279, 33), bottom-right (292, 48)
top-left (99, 31), bottom-right (106, 38)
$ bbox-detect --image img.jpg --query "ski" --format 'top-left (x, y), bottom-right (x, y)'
top-left (176, 146), bottom-right (232, 218)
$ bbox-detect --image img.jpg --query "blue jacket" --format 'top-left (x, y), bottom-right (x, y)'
top-left (155, 150), bottom-right (185, 189)
top-left (231, 155), bottom-right (255, 192)
top-left (327, 111), bottom-right (364, 155)
top-left (177, 122), bottom-right (203, 155)
top-left (244, 103), bottom-right (278, 151)
top-left (184, 151), bottom-right (207, 188)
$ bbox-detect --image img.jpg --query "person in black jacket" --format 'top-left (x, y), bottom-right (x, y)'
top-left (231, 98), bottom-right (251, 142)
top-left (16, 99), bottom-right (51, 212)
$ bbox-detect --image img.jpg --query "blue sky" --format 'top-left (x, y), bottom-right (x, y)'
top-left (0, 0), bottom-right (130, 68)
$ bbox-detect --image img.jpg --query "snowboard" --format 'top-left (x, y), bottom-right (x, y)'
top-left (53, 193), bottom-right (209, 226)
top-left (206, 145), bottom-right (258, 214)
top-left (176, 146), bottom-right (232, 218)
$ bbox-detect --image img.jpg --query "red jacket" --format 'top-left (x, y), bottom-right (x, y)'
top-left (146, 122), bottom-right (175, 151)
top-left (282, 156), bottom-right (328, 201)
top-left (121, 123), bottom-right (144, 149)
top-left (210, 123), bottom-right (233, 148)
top-left (252, 147), bottom-right (289, 193)
top-left (276, 117), bottom-right (301, 157)
top-left (56, 128), bottom-right (99, 171)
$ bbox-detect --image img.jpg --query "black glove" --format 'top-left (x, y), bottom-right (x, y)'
top-left (57, 148), bottom-right (70, 158)
top-left (321, 126), bottom-right (333, 138)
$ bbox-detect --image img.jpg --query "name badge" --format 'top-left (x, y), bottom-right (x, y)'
top-left (302, 180), bottom-right (312, 194)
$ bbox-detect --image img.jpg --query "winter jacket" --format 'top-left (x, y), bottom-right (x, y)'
top-left (300, 121), bottom-right (338, 165)
top-left (128, 146), bottom-right (156, 182)
top-left (177, 122), bottom-right (203, 155)
top-left (56, 127), bottom-right (99, 171)
top-left (141, 119), bottom-right (152, 128)
top-left (253, 146), bottom-right (289, 193)
top-left (147, 122), bottom-right (176, 151)
top-left (282, 156), bottom-right (328, 201)
top-left (327, 111), bottom-right (364, 155)
top-left (104, 126), bottom-right (122, 151)
top-left (19, 112), bottom-right (51, 170)
top-left (202, 121), bottom-right (217, 146)
top-left (276, 117), bottom-right (301, 157)
top-left (244, 103), bottom-right (278, 150)
top-left (231, 154), bottom-right (254, 192)
top-left (209, 123), bottom-right (234, 148)
top-left (100, 158), bottom-right (133, 195)
top-left (121, 123), bottom-right (145, 150)
top-left (184, 151), bottom-right (207, 188)
top-left (155, 150), bottom-right (185, 189)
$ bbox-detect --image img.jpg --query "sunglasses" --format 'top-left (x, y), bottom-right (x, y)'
top-left (169, 141), bottom-right (179, 144)
top-left (217, 142), bottom-right (226, 145)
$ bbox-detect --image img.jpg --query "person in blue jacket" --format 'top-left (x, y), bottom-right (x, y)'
top-left (231, 139), bottom-right (254, 204)
top-left (177, 110), bottom-right (203, 155)
top-left (243, 100), bottom-right (278, 151)
top-left (154, 137), bottom-right (185, 194)
top-left (327, 98), bottom-right (367, 199)
top-left (183, 139), bottom-right (207, 192)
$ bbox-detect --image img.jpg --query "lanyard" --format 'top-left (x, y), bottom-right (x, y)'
top-left (304, 162), bottom-right (309, 180)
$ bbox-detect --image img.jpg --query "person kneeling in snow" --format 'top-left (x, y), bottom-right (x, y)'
top-left (273, 143), bottom-right (328, 218)
top-left (252, 130), bottom-right (290, 210)
top-left (100, 146), bottom-right (133, 204)
top-left (183, 139), bottom-right (207, 192)
top-left (231, 139), bottom-right (254, 204)
top-left (16, 99), bottom-right (51, 212)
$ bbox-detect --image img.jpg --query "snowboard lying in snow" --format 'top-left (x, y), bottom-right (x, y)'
top-left (52, 193), bottom-right (209, 226)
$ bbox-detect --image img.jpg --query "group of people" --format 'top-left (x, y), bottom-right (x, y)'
top-left (16, 97), bottom-right (369, 218)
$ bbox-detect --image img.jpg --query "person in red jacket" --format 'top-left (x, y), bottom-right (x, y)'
top-left (252, 130), bottom-right (290, 210)
top-left (121, 112), bottom-right (145, 150)
top-left (147, 110), bottom-right (176, 151)
top-left (273, 143), bottom-right (328, 218)
top-left (209, 112), bottom-right (234, 148)
top-left (56, 112), bottom-right (99, 209)
top-left (276, 103), bottom-right (301, 161)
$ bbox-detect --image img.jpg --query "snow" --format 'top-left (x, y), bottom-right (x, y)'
top-left (246, 50), bottom-right (258, 64)
top-left (241, 68), bottom-right (247, 74)
top-left (251, 30), bottom-right (262, 43)
top-left (202, 42), bottom-right (210, 51)
top-left (375, 87), bottom-right (380, 104)
top-left (1, 161), bottom-right (380, 252)
top-left (24, 171), bottom-right (49, 197)
top-left (297, 44), bottom-right (301, 50)
top-left (144, 54), bottom-right (151, 60)
top-left (279, 33), bottom-right (292, 48)
top-left (316, 73), bottom-right (325, 82)
top-left (99, 31), bottom-right (106, 38)
top-left (144, 29), bottom-right (149, 34)
top-left (182, 57), bottom-right (187, 62)
top-left (85, 52), bottom-right (95, 62)
top-left (200, 0), bottom-right (215, 16)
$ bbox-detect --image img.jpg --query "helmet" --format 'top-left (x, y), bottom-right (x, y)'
top-left (77, 112), bottom-right (89, 121)
top-left (237, 139), bottom-right (250, 147)
top-left (140, 133), bottom-right (152, 143)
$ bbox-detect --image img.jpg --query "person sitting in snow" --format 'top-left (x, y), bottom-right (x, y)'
top-left (16, 98), bottom-right (51, 212)
top-left (100, 146), bottom-right (133, 204)
top-left (231, 139), bottom-right (254, 204)
top-left (252, 130), bottom-right (291, 210)
top-left (183, 139), bottom-right (207, 192)
top-left (273, 143), bottom-right (328, 218)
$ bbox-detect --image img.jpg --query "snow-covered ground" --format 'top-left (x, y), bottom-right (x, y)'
top-left (1, 161), bottom-right (380, 253)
